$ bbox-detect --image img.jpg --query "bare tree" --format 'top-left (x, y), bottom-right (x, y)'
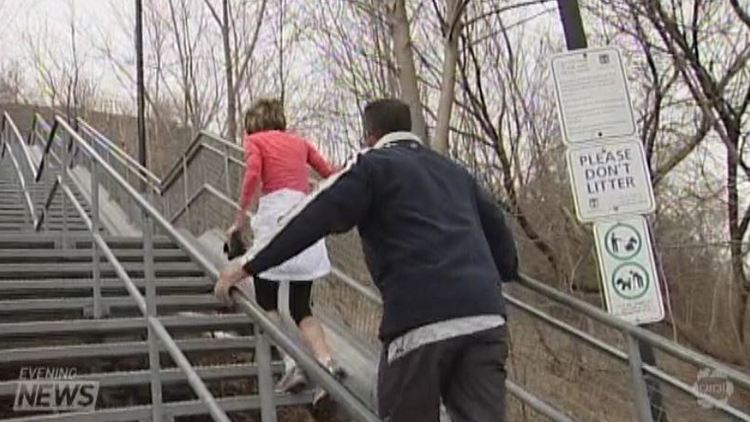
top-left (24, 1), bottom-right (99, 113)
top-left (387, 0), bottom-right (430, 143)
top-left (589, 0), bottom-right (750, 361)
top-left (204, 0), bottom-right (268, 142)
top-left (431, 0), bottom-right (467, 154)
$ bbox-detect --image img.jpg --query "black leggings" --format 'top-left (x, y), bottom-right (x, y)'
top-left (254, 277), bottom-right (313, 325)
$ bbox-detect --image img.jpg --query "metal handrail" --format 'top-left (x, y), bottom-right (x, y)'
top-left (76, 119), bottom-right (160, 184)
top-left (76, 119), bottom-right (162, 191)
top-left (1, 114), bottom-right (36, 227)
top-left (517, 274), bottom-right (750, 392)
top-left (28, 115), bottom-right (232, 422)
top-left (29, 114), bottom-right (380, 421)
top-left (66, 115), bottom-right (750, 420)
top-left (3, 111), bottom-right (39, 179)
top-left (77, 116), bottom-right (240, 194)
top-left (76, 116), bottom-right (243, 204)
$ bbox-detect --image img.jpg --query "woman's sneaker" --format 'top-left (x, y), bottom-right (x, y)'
top-left (275, 365), bottom-right (308, 393)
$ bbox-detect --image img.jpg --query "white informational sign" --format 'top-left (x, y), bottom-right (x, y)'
top-left (594, 215), bottom-right (664, 324)
top-left (566, 139), bottom-right (655, 222)
top-left (551, 47), bottom-right (636, 144)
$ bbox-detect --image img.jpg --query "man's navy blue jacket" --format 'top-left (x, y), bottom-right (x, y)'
top-left (242, 131), bottom-right (519, 341)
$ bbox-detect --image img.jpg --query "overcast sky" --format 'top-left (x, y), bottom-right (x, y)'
top-left (2, 0), bottom-right (134, 100)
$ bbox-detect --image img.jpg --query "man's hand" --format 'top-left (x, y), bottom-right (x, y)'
top-left (214, 264), bottom-right (250, 305)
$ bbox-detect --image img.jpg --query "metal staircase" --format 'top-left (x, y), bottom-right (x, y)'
top-left (1, 109), bottom-right (749, 422)
top-left (0, 114), bottom-right (352, 421)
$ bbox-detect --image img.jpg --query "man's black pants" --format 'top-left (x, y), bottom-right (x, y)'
top-left (377, 325), bottom-right (508, 422)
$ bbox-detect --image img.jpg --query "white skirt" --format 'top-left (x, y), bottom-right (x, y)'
top-left (247, 188), bottom-right (331, 281)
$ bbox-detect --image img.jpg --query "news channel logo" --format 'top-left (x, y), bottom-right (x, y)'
top-left (14, 367), bottom-right (99, 412)
top-left (693, 368), bottom-right (734, 409)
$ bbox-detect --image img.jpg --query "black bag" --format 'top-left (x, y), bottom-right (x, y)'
top-left (223, 230), bottom-right (247, 260)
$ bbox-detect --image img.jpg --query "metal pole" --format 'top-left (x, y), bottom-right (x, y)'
top-left (1, 126), bottom-right (6, 159)
top-left (627, 334), bottom-right (655, 422)
top-left (148, 318), bottom-right (232, 422)
top-left (556, 0), bottom-right (588, 50)
top-left (61, 137), bottom-right (70, 247)
top-left (143, 212), bottom-right (163, 422)
top-left (91, 161), bottom-right (102, 319)
top-left (223, 147), bottom-right (231, 195)
top-left (553, 4), bottom-right (664, 420)
top-left (256, 330), bottom-right (277, 422)
top-left (135, 0), bottom-right (147, 174)
top-left (639, 340), bottom-right (668, 421)
top-left (182, 156), bottom-right (191, 227)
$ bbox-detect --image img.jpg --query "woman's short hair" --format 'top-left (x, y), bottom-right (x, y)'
top-left (243, 98), bottom-right (286, 135)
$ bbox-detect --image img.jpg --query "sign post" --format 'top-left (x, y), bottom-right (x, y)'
top-left (550, 15), bottom-right (667, 419)
top-left (551, 45), bottom-right (664, 325)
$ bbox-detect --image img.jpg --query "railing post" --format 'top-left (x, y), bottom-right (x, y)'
top-left (223, 146), bottom-right (231, 195)
top-left (1, 126), bottom-right (6, 159)
top-left (181, 155), bottom-right (191, 228)
top-left (256, 328), bottom-right (277, 422)
top-left (626, 334), bottom-right (656, 422)
top-left (91, 160), bottom-right (103, 319)
top-left (639, 340), bottom-right (668, 422)
top-left (60, 136), bottom-right (70, 248)
top-left (143, 212), bottom-right (163, 422)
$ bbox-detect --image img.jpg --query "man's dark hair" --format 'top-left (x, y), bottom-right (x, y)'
top-left (363, 99), bottom-right (412, 139)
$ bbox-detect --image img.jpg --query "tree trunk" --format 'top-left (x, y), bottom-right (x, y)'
top-left (726, 128), bottom-right (749, 348)
top-left (221, 0), bottom-right (237, 142)
top-left (387, 0), bottom-right (429, 143)
top-left (433, 0), bottom-right (462, 155)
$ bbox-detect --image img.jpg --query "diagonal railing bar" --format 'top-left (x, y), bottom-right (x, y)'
top-left (1, 114), bottom-right (36, 227)
top-left (33, 118), bottom-right (60, 183)
top-left (505, 293), bottom-right (750, 420)
top-left (76, 118), bottom-right (161, 188)
top-left (34, 178), bottom-right (59, 231)
top-left (517, 274), bottom-right (750, 393)
top-left (77, 117), bottom-right (242, 195)
top-left (4, 140), bottom-right (35, 224)
top-left (3, 111), bottom-right (38, 179)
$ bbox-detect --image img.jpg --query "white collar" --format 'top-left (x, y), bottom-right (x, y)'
top-left (373, 131), bottom-right (423, 149)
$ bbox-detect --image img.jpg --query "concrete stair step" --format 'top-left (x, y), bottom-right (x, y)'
top-left (73, 238), bottom-right (178, 250)
top-left (0, 313), bottom-right (248, 338)
top-left (0, 281), bottom-right (213, 299)
top-left (0, 335), bottom-right (255, 363)
top-left (0, 277), bottom-right (212, 293)
top-left (0, 362), bottom-right (285, 396)
top-left (1, 393), bottom-right (313, 422)
top-left (0, 249), bottom-right (191, 263)
top-left (0, 294), bottom-right (221, 313)
top-left (0, 262), bottom-right (205, 279)
top-left (0, 235), bottom-right (176, 249)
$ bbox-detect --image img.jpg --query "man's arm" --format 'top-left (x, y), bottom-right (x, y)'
top-left (475, 182), bottom-right (519, 282)
top-left (241, 154), bottom-right (372, 276)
